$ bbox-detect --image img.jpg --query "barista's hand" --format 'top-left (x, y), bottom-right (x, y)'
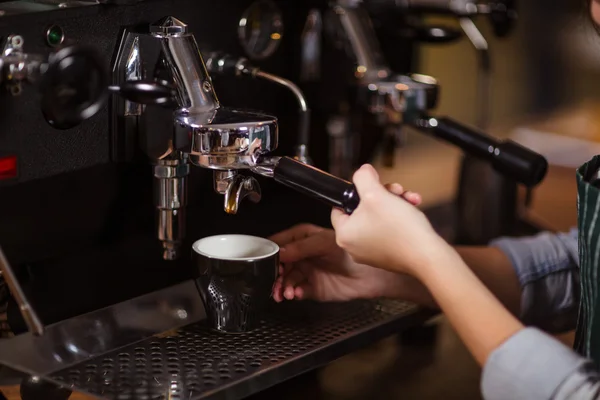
top-left (270, 185), bottom-right (421, 302)
top-left (331, 164), bottom-right (454, 278)
top-left (270, 225), bottom-right (406, 302)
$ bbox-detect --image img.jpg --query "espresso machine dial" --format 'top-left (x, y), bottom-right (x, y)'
top-left (0, 34), bottom-right (107, 130)
top-left (238, 0), bottom-right (284, 60)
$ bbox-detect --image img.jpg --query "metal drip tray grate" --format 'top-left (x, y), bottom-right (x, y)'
top-left (50, 299), bottom-right (427, 400)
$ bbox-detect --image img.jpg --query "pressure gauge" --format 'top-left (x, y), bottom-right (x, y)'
top-left (238, 0), bottom-right (284, 60)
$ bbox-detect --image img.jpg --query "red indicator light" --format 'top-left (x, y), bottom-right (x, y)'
top-left (0, 156), bottom-right (17, 180)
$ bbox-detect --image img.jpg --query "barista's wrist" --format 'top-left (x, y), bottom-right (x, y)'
top-left (385, 273), bottom-right (437, 306)
top-left (401, 236), bottom-right (462, 283)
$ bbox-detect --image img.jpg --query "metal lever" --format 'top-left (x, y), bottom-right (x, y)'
top-left (0, 245), bottom-right (44, 336)
top-left (108, 80), bottom-right (177, 106)
top-left (459, 17), bottom-right (490, 129)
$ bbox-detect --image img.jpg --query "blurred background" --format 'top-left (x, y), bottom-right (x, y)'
top-left (375, 0), bottom-right (600, 232)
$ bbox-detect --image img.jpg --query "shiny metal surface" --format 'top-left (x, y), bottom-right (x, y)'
top-left (204, 53), bottom-right (311, 165)
top-left (0, 245), bottom-right (43, 336)
top-left (0, 280), bottom-right (205, 377)
top-left (44, 299), bottom-right (426, 399)
top-left (253, 70), bottom-right (311, 164)
top-left (150, 16), bottom-right (220, 113)
top-left (154, 156), bottom-right (189, 260)
top-left (365, 74), bottom-right (438, 123)
top-left (111, 29), bottom-right (144, 162)
top-left (254, 71), bottom-right (307, 112)
top-left (185, 108), bottom-right (278, 170)
top-left (458, 17), bottom-right (490, 129)
top-left (109, 17), bottom-right (284, 215)
top-left (123, 36), bottom-right (142, 117)
top-left (293, 144), bottom-right (311, 165)
top-left (300, 9), bottom-right (322, 82)
top-left (213, 171), bottom-right (262, 215)
top-left (332, 1), bottom-right (390, 82)
top-left (0, 35), bottom-right (44, 95)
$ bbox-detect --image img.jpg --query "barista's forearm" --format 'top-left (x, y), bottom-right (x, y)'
top-left (455, 246), bottom-right (521, 315)
top-left (415, 246), bottom-right (524, 366)
top-left (393, 246), bottom-right (521, 315)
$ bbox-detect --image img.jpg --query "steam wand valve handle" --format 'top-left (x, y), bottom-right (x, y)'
top-left (108, 80), bottom-right (177, 107)
top-left (416, 116), bottom-right (547, 187)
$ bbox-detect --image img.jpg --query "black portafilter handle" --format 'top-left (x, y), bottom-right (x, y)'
top-left (420, 116), bottom-right (548, 187)
top-left (271, 157), bottom-right (360, 214)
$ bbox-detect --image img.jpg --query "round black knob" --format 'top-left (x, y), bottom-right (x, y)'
top-left (20, 376), bottom-right (72, 400)
top-left (39, 46), bottom-right (108, 130)
top-left (488, 0), bottom-right (517, 38)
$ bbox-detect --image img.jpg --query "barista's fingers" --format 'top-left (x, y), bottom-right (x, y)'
top-left (272, 276), bottom-right (284, 303)
top-left (331, 207), bottom-right (348, 231)
top-left (294, 284), bottom-right (314, 301)
top-left (384, 183), bottom-right (405, 196)
top-left (280, 232), bottom-right (333, 263)
top-left (384, 183), bottom-right (422, 206)
top-left (403, 191), bottom-right (422, 206)
top-left (282, 268), bottom-right (307, 300)
top-left (269, 224), bottom-right (324, 247)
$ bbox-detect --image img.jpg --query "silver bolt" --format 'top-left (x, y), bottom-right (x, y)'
top-left (202, 80), bottom-right (212, 93)
top-left (10, 35), bottom-right (23, 49)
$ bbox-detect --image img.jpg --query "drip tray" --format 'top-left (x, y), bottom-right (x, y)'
top-left (50, 299), bottom-right (431, 400)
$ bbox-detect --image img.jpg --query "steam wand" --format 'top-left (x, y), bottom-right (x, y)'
top-left (205, 53), bottom-right (312, 165)
top-left (459, 17), bottom-right (491, 129)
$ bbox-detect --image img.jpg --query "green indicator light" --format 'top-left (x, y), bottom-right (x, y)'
top-left (46, 25), bottom-right (64, 47)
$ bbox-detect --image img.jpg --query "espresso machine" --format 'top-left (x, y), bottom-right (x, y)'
top-left (0, 2), bottom-right (437, 399)
top-left (0, 1), bottom-right (546, 399)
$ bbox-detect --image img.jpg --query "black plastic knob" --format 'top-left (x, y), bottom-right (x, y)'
top-left (39, 46), bottom-right (108, 130)
top-left (488, 0), bottom-right (517, 38)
